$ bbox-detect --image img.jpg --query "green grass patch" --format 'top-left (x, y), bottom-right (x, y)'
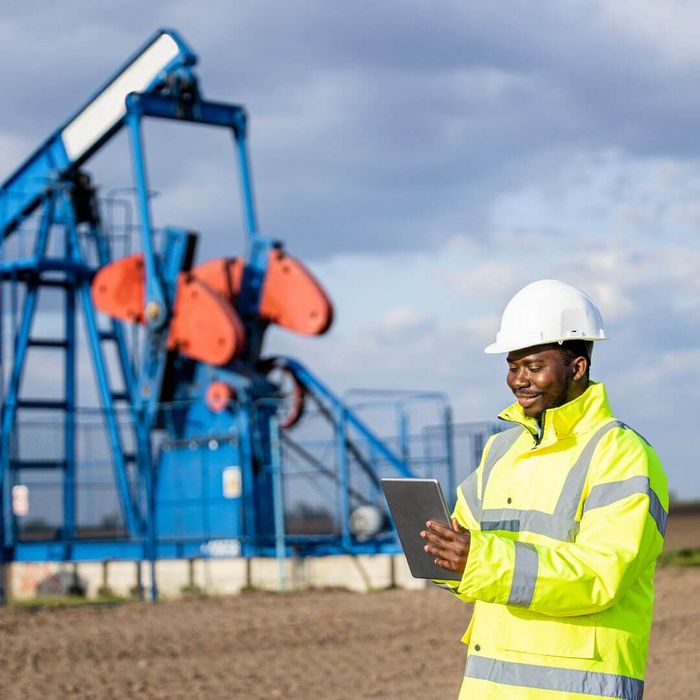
top-left (179, 583), bottom-right (208, 599)
top-left (659, 548), bottom-right (700, 567)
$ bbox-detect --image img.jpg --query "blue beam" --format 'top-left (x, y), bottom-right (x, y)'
top-left (126, 111), bottom-right (167, 331)
top-left (0, 29), bottom-right (196, 238)
top-left (126, 93), bottom-right (246, 129)
top-left (63, 227), bottom-right (77, 555)
top-left (278, 357), bottom-right (415, 478)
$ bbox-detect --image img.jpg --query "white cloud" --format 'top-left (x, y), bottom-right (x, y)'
top-left (597, 0), bottom-right (700, 67)
top-left (443, 260), bottom-right (524, 302)
top-left (371, 305), bottom-right (435, 344)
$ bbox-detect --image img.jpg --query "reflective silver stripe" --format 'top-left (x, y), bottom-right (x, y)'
top-left (465, 656), bottom-right (644, 699)
top-left (583, 475), bottom-right (668, 537)
top-left (480, 427), bottom-right (524, 500)
top-left (459, 470), bottom-right (481, 522)
top-left (584, 475), bottom-right (650, 511)
top-left (458, 427), bottom-right (523, 522)
top-left (649, 489), bottom-right (668, 537)
top-left (508, 542), bottom-right (538, 607)
top-left (481, 508), bottom-right (579, 542)
top-left (481, 518), bottom-right (521, 532)
top-left (554, 420), bottom-right (624, 520)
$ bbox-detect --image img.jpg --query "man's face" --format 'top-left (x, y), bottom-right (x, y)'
top-left (506, 345), bottom-right (583, 418)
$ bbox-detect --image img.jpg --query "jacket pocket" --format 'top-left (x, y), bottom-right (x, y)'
top-left (493, 614), bottom-right (597, 659)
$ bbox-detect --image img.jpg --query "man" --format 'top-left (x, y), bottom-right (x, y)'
top-left (422, 279), bottom-right (668, 700)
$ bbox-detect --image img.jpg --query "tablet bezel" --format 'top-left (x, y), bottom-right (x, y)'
top-left (381, 477), bottom-right (462, 581)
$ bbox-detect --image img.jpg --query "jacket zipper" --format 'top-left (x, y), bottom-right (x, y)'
top-left (532, 411), bottom-right (547, 448)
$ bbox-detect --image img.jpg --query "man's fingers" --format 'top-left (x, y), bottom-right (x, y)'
top-left (422, 529), bottom-right (468, 556)
top-left (424, 542), bottom-right (461, 564)
top-left (421, 530), bottom-right (449, 547)
top-left (434, 557), bottom-right (457, 572)
top-left (422, 521), bottom-right (469, 575)
top-left (424, 543), bottom-right (448, 558)
top-left (426, 520), bottom-right (454, 539)
top-left (424, 544), bottom-right (439, 557)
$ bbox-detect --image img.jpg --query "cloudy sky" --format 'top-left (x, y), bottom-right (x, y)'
top-left (1, 1), bottom-right (699, 499)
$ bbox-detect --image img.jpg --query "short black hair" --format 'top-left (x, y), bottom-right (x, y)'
top-left (558, 340), bottom-right (593, 374)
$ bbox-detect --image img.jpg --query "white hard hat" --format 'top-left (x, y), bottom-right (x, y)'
top-left (484, 279), bottom-right (608, 354)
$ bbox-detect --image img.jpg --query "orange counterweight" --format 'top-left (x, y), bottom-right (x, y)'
top-left (260, 249), bottom-right (333, 336)
top-left (191, 250), bottom-right (333, 336)
top-left (91, 255), bottom-right (246, 365)
top-left (167, 276), bottom-right (246, 365)
top-left (91, 254), bottom-right (146, 323)
top-left (91, 246), bottom-right (332, 366)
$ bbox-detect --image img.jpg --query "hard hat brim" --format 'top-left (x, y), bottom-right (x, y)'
top-left (484, 336), bottom-right (608, 354)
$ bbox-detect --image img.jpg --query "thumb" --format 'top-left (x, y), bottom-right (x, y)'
top-left (451, 517), bottom-right (467, 533)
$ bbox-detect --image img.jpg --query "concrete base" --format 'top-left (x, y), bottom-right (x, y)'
top-left (7, 555), bottom-right (427, 600)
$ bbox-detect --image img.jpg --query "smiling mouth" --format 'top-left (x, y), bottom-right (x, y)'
top-left (516, 393), bottom-right (541, 402)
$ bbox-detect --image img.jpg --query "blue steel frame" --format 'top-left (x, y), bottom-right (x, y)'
top-left (0, 29), bottom-right (459, 601)
top-left (0, 30), bottom-right (264, 523)
top-left (0, 30), bottom-right (204, 600)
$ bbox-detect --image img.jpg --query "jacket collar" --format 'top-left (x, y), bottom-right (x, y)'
top-left (498, 381), bottom-right (614, 446)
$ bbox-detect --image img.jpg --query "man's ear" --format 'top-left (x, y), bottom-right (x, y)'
top-left (571, 355), bottom-right (588, 381)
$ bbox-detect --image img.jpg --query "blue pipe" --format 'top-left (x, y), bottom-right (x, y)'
top-left (125, 110), bottom-right (167, 330)
top-left (63, 235), bottom-right (76, 553)
top-left (334, 405), bottom-right (352, 549)
top-left (268, 414), bottom-right (287, 590)
top-left (279, 357), bottom-right (415, 478)
top-left (236, 405), bottom-right (258, 555)
top-left (232, 118), bottom-right (259, 237)
top-left (0, 281), bottom-right (38, 547)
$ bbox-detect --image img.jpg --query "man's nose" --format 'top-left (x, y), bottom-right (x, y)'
top-left (512, 368), bottom-right (530, 388)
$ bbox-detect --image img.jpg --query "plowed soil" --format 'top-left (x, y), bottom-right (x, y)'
top-left (0, 567), bottom-right (697, 699)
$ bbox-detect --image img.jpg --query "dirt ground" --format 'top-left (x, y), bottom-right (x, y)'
top-left (0, 567), bottom-right (697, 699)
top-left (664, 509), bottom-right (700, 552)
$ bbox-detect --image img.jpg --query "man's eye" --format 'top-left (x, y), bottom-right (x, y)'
top-left (528, 366), bottom-right (543, 372)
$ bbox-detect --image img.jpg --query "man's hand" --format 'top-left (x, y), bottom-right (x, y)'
top-left (420, 518), bottom-right (471, 575)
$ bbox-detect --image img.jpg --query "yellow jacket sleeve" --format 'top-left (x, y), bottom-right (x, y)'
top-left (457, 434), bottom-right (668, 616)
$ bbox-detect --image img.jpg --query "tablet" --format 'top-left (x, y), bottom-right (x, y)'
top-left (381, 477), bottom-right (461, 581)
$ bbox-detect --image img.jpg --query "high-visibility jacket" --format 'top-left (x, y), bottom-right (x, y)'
top-left (440, 382), bottom-right (668, 700)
